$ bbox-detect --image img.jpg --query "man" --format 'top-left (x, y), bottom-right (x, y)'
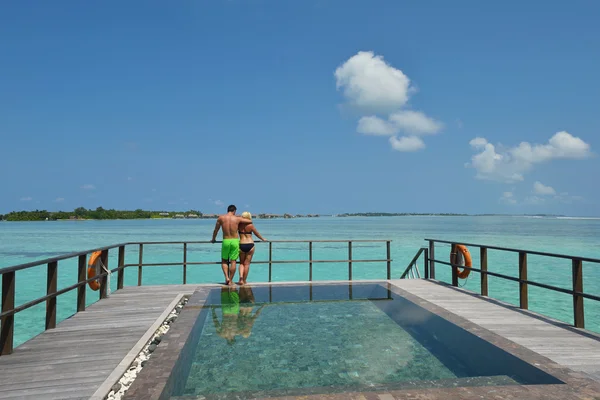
top-left (211, 204), bottom-right (249, 285)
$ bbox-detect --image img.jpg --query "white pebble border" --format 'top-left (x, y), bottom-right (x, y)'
top-left (105, 295), bottom-right (189, 400)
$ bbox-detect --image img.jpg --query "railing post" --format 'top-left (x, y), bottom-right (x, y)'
top-left (480, 247), bottom-right (488, 296)
top-left (386, 241), bottom-right (391, 280)
top-left (451, 243), bottom-right (458, 287)
top-left (268, 242), bottom-right (272, 283)
top-left (309, 242), bottom-right (313, 281)
top-left (138, 244), bottom-right (143, 286)
top-left (117, 246), bottom-right (125, 290)
top-left (519, 252), bottom-right (528, 309)
top-left (100, 250), bottom-right (109, 299)
top-left (1, 271), bottom-right (16, 356)
top-left (46, 261), bottom-right (58, 330)
top-left (183, 243), bottom-right (187, 285)
top-left (428, 240), bottom-right (436, 279)
top-left (424, 248), bottom-right (429, 279)
top-left (572, 258), bottom-right (584, 328)
top-left (77, 254), bottom-right (87, 312)
top-left (348, 241), bottom-right (353, 281)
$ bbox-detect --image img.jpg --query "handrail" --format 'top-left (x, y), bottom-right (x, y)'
top-left (0, 242), bottom-right (128, 274)
top-left (425, 239), bottom-right (600, 330)
top-left (0, 239), bottom-right (392, 356)
top-left (424, 238), bottom-right (600, 264)
top-left (400, 247), bottom-right (426, 279)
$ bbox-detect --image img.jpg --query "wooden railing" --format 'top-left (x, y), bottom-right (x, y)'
top-left (0, 239), bottom-right (391, 356)
top-left (400, 247), bottom-right (427, 279)
top-left (424, 239), bottom-right (600, 330)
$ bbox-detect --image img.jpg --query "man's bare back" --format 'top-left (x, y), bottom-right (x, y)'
top-left (215, 213), bottom-right (247, 240)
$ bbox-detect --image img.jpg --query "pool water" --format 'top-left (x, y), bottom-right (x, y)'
top-left (172, 283), bottom-right (563, 399)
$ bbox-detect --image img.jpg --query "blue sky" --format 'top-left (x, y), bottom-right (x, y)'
top-left (1, 0), bottom-right (599, 216)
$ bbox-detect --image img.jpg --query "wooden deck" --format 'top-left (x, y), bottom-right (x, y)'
top-left (1, 280), bottom-right (600, 399)
top-left (390, 279), bottom-right (600, 383)
top-left (0, 284), bottom-right (203, 400)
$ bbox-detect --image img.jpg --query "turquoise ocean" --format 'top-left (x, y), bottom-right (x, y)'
top-left (1, 216), bottom-right (599, 347)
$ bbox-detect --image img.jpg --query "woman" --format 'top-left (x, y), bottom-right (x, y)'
top-left (237, 211), bottom-right (267, 285)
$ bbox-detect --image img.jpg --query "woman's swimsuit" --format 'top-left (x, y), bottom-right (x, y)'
top-left (239, 230), bottom-right (255, 253)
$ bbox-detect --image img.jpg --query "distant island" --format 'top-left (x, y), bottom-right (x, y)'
top-left (0, 208), bottom-right (569, 222)
top-left (0, 207), bottom-right (321, 222)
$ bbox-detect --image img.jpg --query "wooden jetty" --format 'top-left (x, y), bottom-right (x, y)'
top-left (1, 239), bottom-right (600, 399)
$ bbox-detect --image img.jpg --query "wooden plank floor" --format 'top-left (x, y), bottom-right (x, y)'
top-left (1, 280), bottom-right (600, 400)
top-left (391, 279), bottom-right (600, 383)
top-left (0, 284), bottom-right (201, 400)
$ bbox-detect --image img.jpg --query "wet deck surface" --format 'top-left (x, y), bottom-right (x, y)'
top-left (1, 280), bottom-right (600, 399)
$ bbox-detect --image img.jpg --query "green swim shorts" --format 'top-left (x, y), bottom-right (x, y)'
top-left (221, 238), bottom-right (240, 261)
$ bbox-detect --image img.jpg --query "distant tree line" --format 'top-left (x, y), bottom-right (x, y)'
top-left (337, 212), bottom-right (469, 217)
top-left (0, 207), bottom-right (203, 221)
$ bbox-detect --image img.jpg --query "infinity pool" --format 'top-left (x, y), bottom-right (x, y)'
top-left (141, 283), bottom-right (564, 399)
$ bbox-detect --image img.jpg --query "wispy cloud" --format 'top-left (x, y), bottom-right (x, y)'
top-left (20, 196), bottom-right (32, 202)
top-left (499, 192), bottom-right (517, 205)
top-left (533, 181), bottom-right (556, 196)
top-left (81, 184), bottom-right (96, 190)
top-left (55, 197), bottom-right (65, 202)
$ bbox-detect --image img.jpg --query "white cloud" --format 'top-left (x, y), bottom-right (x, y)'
top-left (55, 197), bottom-right (65, 202)
top-left (358, 111), bottom-right (443, 137)
top-left (389, 136), bottom-right (425, 152)
top-left (214, 199), bottom-right (224, 207)
top-left (500, 192), bottom-right (517, 205)
top-left (357, 116), bottom-right (396, 136)
top-left (335, 51), bottom-right (443, 152)
top-left (20, 196), bottom-right (32, 202)
top-left (467, 132), bottom-right (592, 183)
top-left (389, 110), bottom-right (443, 135)
top-left (335, 51), bottom-right (413, 113)
top-left (81, 184), bottom-right (96, 190)
top-left (524, 195), bottom-right (545, 205)
top-left (533, 181), bottom-right (556, 196)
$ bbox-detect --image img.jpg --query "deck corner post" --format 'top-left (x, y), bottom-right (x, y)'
top-left (348, 241), bottom-right (353, 281)
top-left (480, 247), bottom-right (488, 296)
top-left (572, 258), bottom-right (584, 328)
top-left (519, 252), bottom-right (528, 309)
top-left (138, 244), bottom-right (143, 286)
top-left (424, 248), bottom-right (429, 279)
top-left (386, 241), bottom-right (391, 280)
top-left (117, 245), bottom-right (125, 290)
top-left (268, 242), bottom-right (273, 283)
top-left (1, 271), bottom-right (16, 356)
top-left (77, 254), bottom-right (87, 312)
top-left (100, 249), bottom-right (109, 300)
top-left (428, 240), bottom-right (436, 279)
top-left (46, 261), bottom-right (58, 330)
top-left (309, 242), bottom-right (313, 281)
top-left (183, 243), bottom-right (187, 285)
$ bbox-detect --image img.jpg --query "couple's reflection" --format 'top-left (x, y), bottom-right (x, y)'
top-left (211, 285), bottom-right (265, 344)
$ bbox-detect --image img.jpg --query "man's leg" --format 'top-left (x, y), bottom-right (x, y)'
top-left (229, 239), bottom-right (240, 286)
top-left (221, 240), bottom-right (232, 285)
top-left (229, 260), bottom-right (237, 286)
top-left (221, 259), bottom-right (230, 284)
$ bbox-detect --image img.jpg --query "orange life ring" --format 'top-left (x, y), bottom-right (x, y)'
top-left (87, 251), bottom-right (102, 291)
top-left (451, 244), bottom-right (472, 279)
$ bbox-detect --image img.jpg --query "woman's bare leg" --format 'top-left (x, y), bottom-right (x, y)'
top-left (243, 247), bottom-right (255, 284)
top-left (238, 252), bottom-right (246, 285)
